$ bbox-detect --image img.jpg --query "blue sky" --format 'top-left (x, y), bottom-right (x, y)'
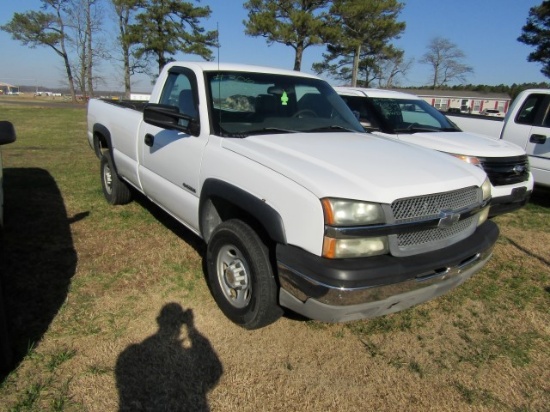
top-left (0, 0), bottom-right (547, 91)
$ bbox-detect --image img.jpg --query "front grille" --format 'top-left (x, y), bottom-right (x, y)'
top-left (395, 215), bottom-right (477, 249)
top-left (391, 186), bottom-right (480, 222)
top-left (480, 155), bottom-right (530, 186)
top-left (389, 186), bottom-right (481, 256)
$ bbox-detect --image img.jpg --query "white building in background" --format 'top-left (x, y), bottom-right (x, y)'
top-left (129, 93), bottom-right (151, 101)
top-left (400, 89), bottom-right (512, 115)
top-left (0, 82), bottom-right (20, 95)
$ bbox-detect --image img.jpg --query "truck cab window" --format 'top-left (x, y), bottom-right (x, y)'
top-left (160, 71), bottom-right (198, 119)
top-left (516, 95), bottom-right (543, 126)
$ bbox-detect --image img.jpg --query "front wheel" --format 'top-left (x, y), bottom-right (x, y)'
top-left (206, 220), bottom-right (282, 329)
top-left (101, 152), bottom-right (132, 205)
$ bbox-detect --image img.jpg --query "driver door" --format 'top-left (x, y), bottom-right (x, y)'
top-left (138, 67), bottom-right (207, 231)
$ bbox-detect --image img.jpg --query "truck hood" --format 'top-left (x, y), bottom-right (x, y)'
top-left (391, 131), bottom-right (525, 158)
top-left (221, 132), bottom-right (486, 204)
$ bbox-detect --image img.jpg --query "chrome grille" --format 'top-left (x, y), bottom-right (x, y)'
top-left (391, 186), bottom-right (480, 223)
top-left (395, 216), bottom-right (476, 249)
top-left (389, 187), bottom-right (481, 257)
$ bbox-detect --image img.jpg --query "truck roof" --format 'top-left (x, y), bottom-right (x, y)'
top-left (164, 61), bottom-right (321, 80)
top-left (333, 87), bottom-right (421, 100)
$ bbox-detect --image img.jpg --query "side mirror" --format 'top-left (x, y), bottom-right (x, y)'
top-left (0, 121), bottom-right (16, 145)
top-left (143, 104), bottom-right (200, 137)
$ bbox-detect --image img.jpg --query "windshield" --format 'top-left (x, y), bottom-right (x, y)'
top-left (341, 95), bottom-right (460, 134)
top-left (206, 71), bottom-right (365, 137)
top-left (369, 97), bottom-right (460, 133)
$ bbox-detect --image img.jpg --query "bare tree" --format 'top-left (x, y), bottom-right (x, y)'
top-left (111, 0), bottom-right (145, 98)
top-left (378, 52), bottom-right (413, 88)
top-left (420, 36), bottom-right (473, 89)
top-left (67, 0), bottom-right (105, 97)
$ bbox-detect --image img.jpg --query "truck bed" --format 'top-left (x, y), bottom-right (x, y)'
top-left (100, 99), bottom-right (149, 113)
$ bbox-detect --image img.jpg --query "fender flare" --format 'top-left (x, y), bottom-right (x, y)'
top-left (92, 123), bottom-right (113, 158)
top-left (199, 179), bottom-right (286, 245)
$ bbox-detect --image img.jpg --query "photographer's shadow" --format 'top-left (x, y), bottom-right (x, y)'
top-left (116, 303), bottom-right (223, 412)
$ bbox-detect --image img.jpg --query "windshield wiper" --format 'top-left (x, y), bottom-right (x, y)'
top-left (306, 125), bottom-right (357, 133)
top-left (228, 127), bottom-right (298, 138)
top-left (394, 125), bottom-right (441, 134)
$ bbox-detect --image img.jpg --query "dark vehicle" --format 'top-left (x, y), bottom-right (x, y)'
top-left (0, 120), bottom-right (16, 374)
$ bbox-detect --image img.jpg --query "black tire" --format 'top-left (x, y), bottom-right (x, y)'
top-left (206, 220), bottom-right (282, 329)
top-left (101, 152), bottom-right (132, 205)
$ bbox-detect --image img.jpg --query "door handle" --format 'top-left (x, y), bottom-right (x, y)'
top-left (530, 134), bottom-right (547, 144)
top-left (144, 133), bottom-right (154, 147)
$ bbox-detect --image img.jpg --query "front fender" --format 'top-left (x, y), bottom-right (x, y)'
top-left (199, 179), bottom-right (286, 245)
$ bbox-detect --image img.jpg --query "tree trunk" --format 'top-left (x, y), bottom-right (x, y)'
top-left (62, 52), bottom-right (78, 103)
top-left (351, 44), bottom-right (361, 87)
top-left (54, 4), bottom-right (77, 102)
top-left (117, 5), bottom-right (132, 99)
top-left (293, 42), bottom-right (304, 71)
top-left (86, 0), bottom-right (94, 97)
top-left (123, 45), bottom-right (131, 99)
top-left (432, 63), bottom-right (439, 89)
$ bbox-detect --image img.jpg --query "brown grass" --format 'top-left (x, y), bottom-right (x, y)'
top-left (0, 101), bottom-right (548, 411)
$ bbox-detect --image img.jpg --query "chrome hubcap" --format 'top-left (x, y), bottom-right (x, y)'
top-left (104, 163), bottom-right (113, 194)
top-left (217, 245), bottom-right (251, 308)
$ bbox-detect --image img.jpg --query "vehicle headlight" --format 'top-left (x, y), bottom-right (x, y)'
top-left (451, 154), bottom-right (482, 167)
top-left (477, 177), bottom-right (492, 227)
top-left (477, 207), bottom-right (490, 227)
top-left (321, 198), bottom-right (385, 226)
top-left (323, 236), bottom-right (389, 259)
top-left (321, 198), bottom-right (389, 258)
top-left (481, 177), bottom-right (491, 202)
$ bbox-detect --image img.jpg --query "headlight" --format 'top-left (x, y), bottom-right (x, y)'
top-left (481, 177), bottom-right (491, 201)
top-left (321, 198), bottom-right (385, 226)
top-left (323, 236), bottom-right (389, 258)
top-left (477, 177), bottom-right (492, 227)
top-left (477, 207), bottom-right (490, 227)
top-left (321, 198), bottom-right (388, 258)
top-left (451, 154), bottom-right (482, 167)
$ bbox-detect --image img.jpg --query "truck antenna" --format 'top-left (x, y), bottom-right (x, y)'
top-left (217, 22), bottom-right (222, 133)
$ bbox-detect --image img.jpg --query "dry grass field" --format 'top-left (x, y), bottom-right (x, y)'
top-left (0, 96), bottom-right (549, 411)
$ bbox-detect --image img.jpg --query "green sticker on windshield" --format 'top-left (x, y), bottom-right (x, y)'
top-left (281, 91), bottom-right (289, 106)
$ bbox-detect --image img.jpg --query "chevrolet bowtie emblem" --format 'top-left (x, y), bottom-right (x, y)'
top-left (513, 165), bottom-right (525, 175)
top-left (438, 210), bottom-right (460, 228)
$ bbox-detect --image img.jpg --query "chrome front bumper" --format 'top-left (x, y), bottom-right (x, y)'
top-left (276, 221), bottom-right (499, 323)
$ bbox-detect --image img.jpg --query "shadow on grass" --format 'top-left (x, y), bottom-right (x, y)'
top-left (529, 185), bottom-right (550, 208)
top-left (0, 168), bottom-right (88, 381)
top-left (133, 191), bottom-right (206, 256)
top-left (116, 303), bottom-right (223, 411)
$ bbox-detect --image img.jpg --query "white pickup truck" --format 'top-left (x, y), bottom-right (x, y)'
top-left (335, 87), bottom-right (534, 217)
top-left (448, 89), bottom-right (550, 188)
top-left (499, 89), bottom-right (550, 187)
top-left (87, 62), bottom-right (498, 329)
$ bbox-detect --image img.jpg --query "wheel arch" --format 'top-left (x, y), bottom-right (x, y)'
top-left (92, 123), bottom-right (113, 159)
top-left (199, 179), bottom-right (286, 246)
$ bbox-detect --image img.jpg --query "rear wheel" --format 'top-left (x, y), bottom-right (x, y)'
top-left (101, 152), bottom-right (132, 205)
top-left (206, 220), bottom-right (282, 329)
